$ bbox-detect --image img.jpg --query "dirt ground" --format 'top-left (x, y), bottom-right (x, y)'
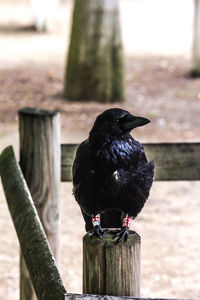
top-left (0, 1), bottom-right (200, 299)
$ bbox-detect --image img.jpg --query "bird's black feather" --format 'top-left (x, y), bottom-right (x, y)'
top-left (72, 108), bottom-right (154, 231)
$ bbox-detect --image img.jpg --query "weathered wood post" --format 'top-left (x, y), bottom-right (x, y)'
top-left (0, 146), bottom-right (66, 300)
top-left (83, 231), bottom-right (141, 296)
top-left (191, 0), bottom-right (200, 77)
top-left (18, 107), bottom-right (61, 300)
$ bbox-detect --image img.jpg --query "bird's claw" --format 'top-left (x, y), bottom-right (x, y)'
top-left (115, 226), bottom-right (129, 243)
top-left (89, 225), bottom-right (104, 238)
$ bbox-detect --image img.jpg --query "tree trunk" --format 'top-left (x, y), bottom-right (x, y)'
top-left (83, 231), bottom-right (140, 296)
top-left (0, 146), bottom-right (66, 300)
top-left (64, 0), bottom-right (124, 102)
top-left (18, 107), bottom-right (61, 300)
top-left (191, 0), bottom-right (200, 76)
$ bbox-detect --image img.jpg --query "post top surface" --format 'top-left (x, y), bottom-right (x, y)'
top-left (0, 146), bottom-right (14, 166)
top-left (83, 230), bottom-right (140, 246)
top-left (19, 107), bottom-right (58, 117)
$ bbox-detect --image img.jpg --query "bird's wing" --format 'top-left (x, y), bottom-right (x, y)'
top-left (72, 139), bottom-right (92, 186)
top-left (72, 139), bottom-right (100, 217)
top-left (132, 139), bottom-right (148, 163)
top-left (72, 140), bottom-right (125, 231)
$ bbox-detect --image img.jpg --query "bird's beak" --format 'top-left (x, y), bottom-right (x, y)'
top-left (119, 114), bottom-right (150, 131)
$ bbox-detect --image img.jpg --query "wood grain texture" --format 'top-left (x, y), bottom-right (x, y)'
top-left (83, 231), bottom-right (140, 297)
top-left (65, 294), bottom-right (195, 300)
top-left (191, 0), bottom-right (200, 75)
top-left (19, 107), bottom-right (61, 300)
top-left (61, 143), bottom-right (200, 181)
top-left (0, 146), bottom-right (66, 300)
top-left (61, 144), bottom-right (77, 182)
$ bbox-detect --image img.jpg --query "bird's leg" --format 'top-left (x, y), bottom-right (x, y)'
top-left (89, 214), bottom-right (104, 238)
top-left (115, 213), bottom-right (131, 242)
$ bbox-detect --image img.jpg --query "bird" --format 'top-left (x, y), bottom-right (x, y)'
top-left (72, 108), bottom-right (154, 242)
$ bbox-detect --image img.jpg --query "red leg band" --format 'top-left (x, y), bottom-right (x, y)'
top-left (92, 214), bottom-right (100, 227)
top-left (122, 216), bottom-right (131, 228)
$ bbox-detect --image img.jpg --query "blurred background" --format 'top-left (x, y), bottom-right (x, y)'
top-left (0, 0), bottom-right (200, 299)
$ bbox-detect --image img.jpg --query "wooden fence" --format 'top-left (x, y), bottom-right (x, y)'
top-left (0, 107), bottom-right (199, 300)
top-left (61, 142), bottom-right (200, 182)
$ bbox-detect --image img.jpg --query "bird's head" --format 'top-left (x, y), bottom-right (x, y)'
top-left (89, 108), bottom-right (150, 146)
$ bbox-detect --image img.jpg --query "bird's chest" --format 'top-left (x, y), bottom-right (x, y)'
top-left (95, 140), bottom-right (137, 171)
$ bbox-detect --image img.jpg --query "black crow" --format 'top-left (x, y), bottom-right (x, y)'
top-left (72, 108), bottom-right (154, 242)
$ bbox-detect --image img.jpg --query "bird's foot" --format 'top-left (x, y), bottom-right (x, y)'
top-left (115, 226), bottom-right (129, 243)
top-left (89, 224), bottom-right (104, 238)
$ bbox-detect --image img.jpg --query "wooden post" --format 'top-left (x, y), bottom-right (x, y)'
top-left (191, 0), bottom-right (200, 76)
top-left (0, 146), bottom-right (66, 300)
top-left (83, 230), bottom-right (140, 296)
top-left (18, 107), bottom-right (61, 300)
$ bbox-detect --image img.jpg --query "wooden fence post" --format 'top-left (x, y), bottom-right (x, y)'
top-left (0, 146), bottom-right (66, 300)
top-left (18, 107), bottom-right (61, 300)
top-left (191, 0), bottom-right (200, 76)
top-left (83, 230), bottom-right (140, 296)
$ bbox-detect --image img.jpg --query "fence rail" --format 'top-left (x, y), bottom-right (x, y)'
top-left (61, 142), bottom-right (200, 182)
top-left (65, 293), bottom-right (193, 300)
